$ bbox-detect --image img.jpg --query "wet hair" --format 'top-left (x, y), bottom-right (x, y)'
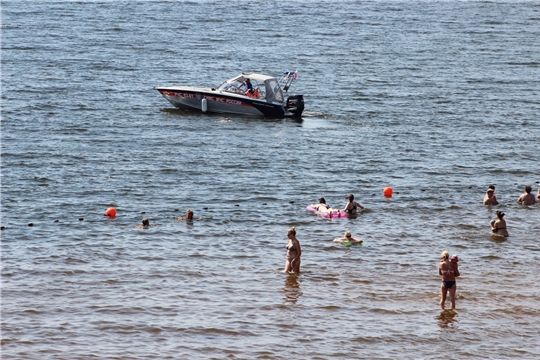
top-left (525, 185), bottom-right (532, 193)
top-left (348, 194), bottom-right (354, 201)
top-left (186, 209), bottom-right (194, 219)
top-left (496, 210), bottom-right (505, 219)
top-left (319, 197), bottom-right (326, 204)
top-left (440, 250), bottom-right (449, 260)
top-left (345, 231), bottom-right (352, 238)
top-left (287, 227), bottom-right (296, 236)
top-left (488, 184), bottom-right (495, 190)
top-left (142, 218), bottom-right (150, 226)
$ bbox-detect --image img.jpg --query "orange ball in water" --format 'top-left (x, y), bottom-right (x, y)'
top-left (383, 187), bottom-right (393, 197)
top-left (105, 207), bottom-right (117, 217)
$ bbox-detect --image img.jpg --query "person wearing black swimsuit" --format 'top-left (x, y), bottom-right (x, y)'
top-left (491, 210), bottom-right (508, 237)
top-left (439, 250), bottom-right (460, 309)
top-left (342, 194), bottom-right (364, 214)
top-left (284, 227), bottom-right (301, 273)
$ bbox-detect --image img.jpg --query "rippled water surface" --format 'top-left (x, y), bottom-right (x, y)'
top-left (2, 1), bottom-right (540, 358)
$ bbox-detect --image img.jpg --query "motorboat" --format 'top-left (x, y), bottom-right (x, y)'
top-left (154, 72), bottom-right (304, 118)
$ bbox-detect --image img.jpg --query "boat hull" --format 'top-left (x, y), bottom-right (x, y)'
top-left (155, 87), bottom-right (289, 118)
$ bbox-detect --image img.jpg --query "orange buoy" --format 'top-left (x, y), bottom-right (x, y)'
top-left (105, 207), bottom-right (117, 217)
top-left (383, 187), bottom-right (393, 197)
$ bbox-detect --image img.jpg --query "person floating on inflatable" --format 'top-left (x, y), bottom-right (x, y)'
top-left (307, 197), bottom-right (346, 218)
top-left (333, 231), bottom-right (363, 245)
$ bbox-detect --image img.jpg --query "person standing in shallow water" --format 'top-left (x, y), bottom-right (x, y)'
top-left (284, 227), bottom-right (301, 274)
top-left (483, 186), bottom-right (498, 206)
top-left (517, 185), bottom-right (536, 205)
top-left (491, 210), bottom-right (509, 237)
top-left (439, 250), bottom-right (460, 309)
top-left (342, 194), bottom-right (364, 214)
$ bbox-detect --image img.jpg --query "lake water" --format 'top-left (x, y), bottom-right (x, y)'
top-left (2, 1), bottom-right (540, 358)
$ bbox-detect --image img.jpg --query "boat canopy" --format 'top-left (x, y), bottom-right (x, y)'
top-left (217, 73), bottom-right (284, 103)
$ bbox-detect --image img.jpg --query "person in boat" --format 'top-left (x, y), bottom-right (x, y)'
top-left (483, 185), bottom-right (498, 206)
top-left (244, 78), bottom-right (254, 95)
top-left (439, 250), bottom-right (460, 309)
top-left (491, 210), bottom-right (508, 237)
top-left (284, 227), bottom-right (301, 273)
top-left (342, 194), bottom-right (364, 214)
top-left (517, 185), bottom-right (536, 205)
top-left (333, 231), bottom-right (363, 244)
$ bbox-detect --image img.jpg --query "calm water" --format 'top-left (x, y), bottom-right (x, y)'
top-left (2, 1), bottom-right (540, 358)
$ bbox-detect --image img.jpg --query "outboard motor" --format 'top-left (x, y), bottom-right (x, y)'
top-left (286, 95), bottom-right (304, 117)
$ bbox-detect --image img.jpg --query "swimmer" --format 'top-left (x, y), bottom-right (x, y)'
top-left (491, 210), bottom-right (508, 237)
top-left (310, 197), bottom-right (341, 215)
top-left (537, 186), bottom-right (540, 201)
top-left (284, 227), bottom-right (301, 274)
top-left (136, 218), bottom-right (150, 229)
top-left (177, 209), bottom-right (194, 221)
top-left (517, 185), bottom-right (536, 205)
top-left (333, 231), bottom-right (363, 244)
top-left (439, 250), bottom-right (460, 309)
top-left (483, 186), bottom-right (498, 206)
top-left (310, 197), bottom-right (331, 211)
top-left (342, 194), bottom-right (364, 214)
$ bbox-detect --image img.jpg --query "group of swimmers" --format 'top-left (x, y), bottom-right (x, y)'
top-left (283, 194), bottom-right (364, 274)
top-left (286, 186), bottom-right (539, 310)
top-left (133, 186), bottom-right (540, 309)
top-left (484, 184), bottom-right (539, 237)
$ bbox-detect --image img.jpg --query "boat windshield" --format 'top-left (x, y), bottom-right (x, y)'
top-left (265, 78), bottom-right (283, 103)
top-left (218, 75), bottom-right (266, 98)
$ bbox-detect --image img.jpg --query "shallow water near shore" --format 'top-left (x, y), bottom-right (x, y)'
top-left (2, 1), bottom-right (540, 358)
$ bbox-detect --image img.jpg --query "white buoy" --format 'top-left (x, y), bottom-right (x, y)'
top-left (201, 98), bottom-right (207, 112)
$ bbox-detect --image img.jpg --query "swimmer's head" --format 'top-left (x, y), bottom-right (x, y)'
top-left (186, 209), bottom-right (194, 220)
top-left (287, 227), bottom-right (296, 236)
top-left (525, 185), bottom-right (532, 193)
top-left (450, 255), bottom-right (459, 262)
top-left (487, 188), bottom-right (494, 193)
top-left (488, 184), bottom-right (495, 190)
top-left (142, 218), bottom-right (150, 226)
top-left (496, 210), bottom-right (505, 219)
top-left (345, 231), bottom-right (352, 238)
top-left (347, 194), bottom-right (354, 201)
top-left (440, 250), bottom-right (449, 260)
top-left (318, 197), bottom-right (326, 204)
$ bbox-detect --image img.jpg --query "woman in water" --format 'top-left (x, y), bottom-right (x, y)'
top-left (310, 197), bottom-right (331, 212)
top-left (342, 194), bottom-right (364, 214)
top-left (284, 227), bottom-right (301, 273)
top-left (483, 186), bottom-right (498, 206)
top-left (491, 210), bottom-right (508, 237)
top-left (333, 231), bottom-right (363, 244)
top-left (439, 250), bottom-right (460, 309)
top-left (517, 185), bottom-right (536, 205)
